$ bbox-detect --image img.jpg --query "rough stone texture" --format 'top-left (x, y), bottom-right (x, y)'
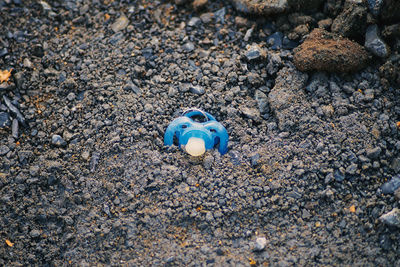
top-left (382, 23), bottom-right (400, 40)
top-left (331, 1), bottom-right (368, 39)
top-left (231, 0), bottom-right (288, 15)
top-left (288, 0), bottom-right (325, 12)
top-left (111, 14), bottom-right (129, 33)
top-left (293, 29), bottom-right (370, 72)
top-left (268, 67), bottom-right (310, 131)
top-left (364, 24), bottom-right (390, 58)
top-left (380, 0), bottom-right (400, 24)
top-left (379, 208), bottom-right (400, 228)
top-left (379, 55), bottom-right (400, 87)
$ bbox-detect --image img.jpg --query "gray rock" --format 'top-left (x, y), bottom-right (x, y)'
top-left (379, 208), bottom-right (400, 228)
top-left (0, 48), bottom-right (8, 57)
top-left (189, 85), bottom-right (205, 95)
top-left (23, 58), bottom-right (33, 68)
top-left (14, 72), bottom-right (25, 89)
top-left (240, 106), bottom-right (261, 121)
top-left (266, 53), bottom-right (282, 75)
top-left (365, 25), bottom-right (389, 58)
top-left (188, 17), bottom-right (201, 27)
top-left (30, 229), bottom-right (41, 238)
top-left (29, 165), bottom-right (40, 176)
top-left (0, 145), bottom-right (10, 156)
top-left (51, 134), bottom-right (67, 147)
top-left (245, 44), bottom-right (266, 61)
top-left (0, 112), bottom-right (11, 127)
top-left (215, 7), bottom-right (226, 23)
top-left (366, 146), bottom-right (381, 159)
top-left (345, 163), bottom-right (358, 175)
top-left (124, 81), bottom-right (141, 94)
top-left (232, 0), bottom-right (289, 15)
top-left (267, 32), bottom-right (283, 50)
top-left (67, 92), bottom-right (76, 101)
top-left (255, 90), bottom-right (269, 114)
top-left (203, 154), bottom-right (213, 170)
top-left (11, 119), bottom-right (18, 139)
top-left (111, 14), bottom-right (129, 33)
top-left (268, 67), bottom-right (310, 131)
top-left (392, 158), bottom-right (400, 173)
top-left (200, 13), bottom-right (214, 24)
top-left (3, 96), bottom-right (25, 125)
top-left (182, 42), bottom-right (194, 52)
top-left (381, 175), bottom-right (400, 194)
top-left (144, 103), bottom-right (153, 113)
top-left (253, 236), bottom-right (267, 252)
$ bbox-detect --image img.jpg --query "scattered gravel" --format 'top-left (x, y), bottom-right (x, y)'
top-left (0, 0), bottom-right (399, 266)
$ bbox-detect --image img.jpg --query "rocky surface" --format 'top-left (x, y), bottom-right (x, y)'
top-left (293, 29), bottom-right (370, 72)
top-left (365, 24), bottom-right (390, 58)
top-left (0, 0), bottom-right (400, 266)
top-left (231, 0), bottom-right (288, 15)
top-left (331, 0), bottom-right (368, 40)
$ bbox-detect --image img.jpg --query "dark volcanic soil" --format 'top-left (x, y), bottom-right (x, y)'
top-left (1, 0), bottom-right (400, 266)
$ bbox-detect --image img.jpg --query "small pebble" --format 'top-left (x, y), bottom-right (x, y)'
top-left (379, 208), bottom-right (400, 228)
top-left (381, 175), bottom-right (400, 194)
top-left (253, 237), bottom-right (267, 252)
top-left (51, 134), bottom-right (67, 147)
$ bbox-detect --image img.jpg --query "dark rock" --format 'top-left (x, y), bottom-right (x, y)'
top-left (3, 96), bottom-right (25, 125)
top-left (380, 0), bottom-right (400, 24)
top-left (381, 175), bottom-right (400, 194)
top-left (267, 32), bottom-right (283, 50)
top-left (287, 0), bottom-right (324, 11)
top-left (367, 0), bottom-right (383, 17)
top-left (0, 48), bottom-right (8, 57)
top-left (379, 55), bottom-right (400, 87)
top-left (231, 0), bottom-right (289, 15)
top-left (324, 0), bottom-right (344, 16)
top-left (51, 134), bottom-right (67, 147)
top-left (31, 44), bottom-right (44, 57)
top-left (293, 29), bottom-right (370, 72)
top-left (0, 112), bottom-right (11, 127)
top-left (365, 25), bottom-right (390, 58)
top-left (382, 23), bottom-right (400, 40)
top-left (334, 169), bottom-right (345, 182)
top-left (379, 208), bottom-right (400, 228)
top-left (366, 146), bottom-right (381, 159)
top-left (331, 0), bottom-right (367, 39)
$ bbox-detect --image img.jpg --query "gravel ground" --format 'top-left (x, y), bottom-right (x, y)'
top-left (1, 0), bottom-right (400, 266)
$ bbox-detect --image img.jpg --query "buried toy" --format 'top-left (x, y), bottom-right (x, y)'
top-left (164, 109), bottom-right (228, 156)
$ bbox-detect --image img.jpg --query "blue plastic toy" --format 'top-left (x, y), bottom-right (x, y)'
top-left (164, 109), bottom-right (228, 156)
